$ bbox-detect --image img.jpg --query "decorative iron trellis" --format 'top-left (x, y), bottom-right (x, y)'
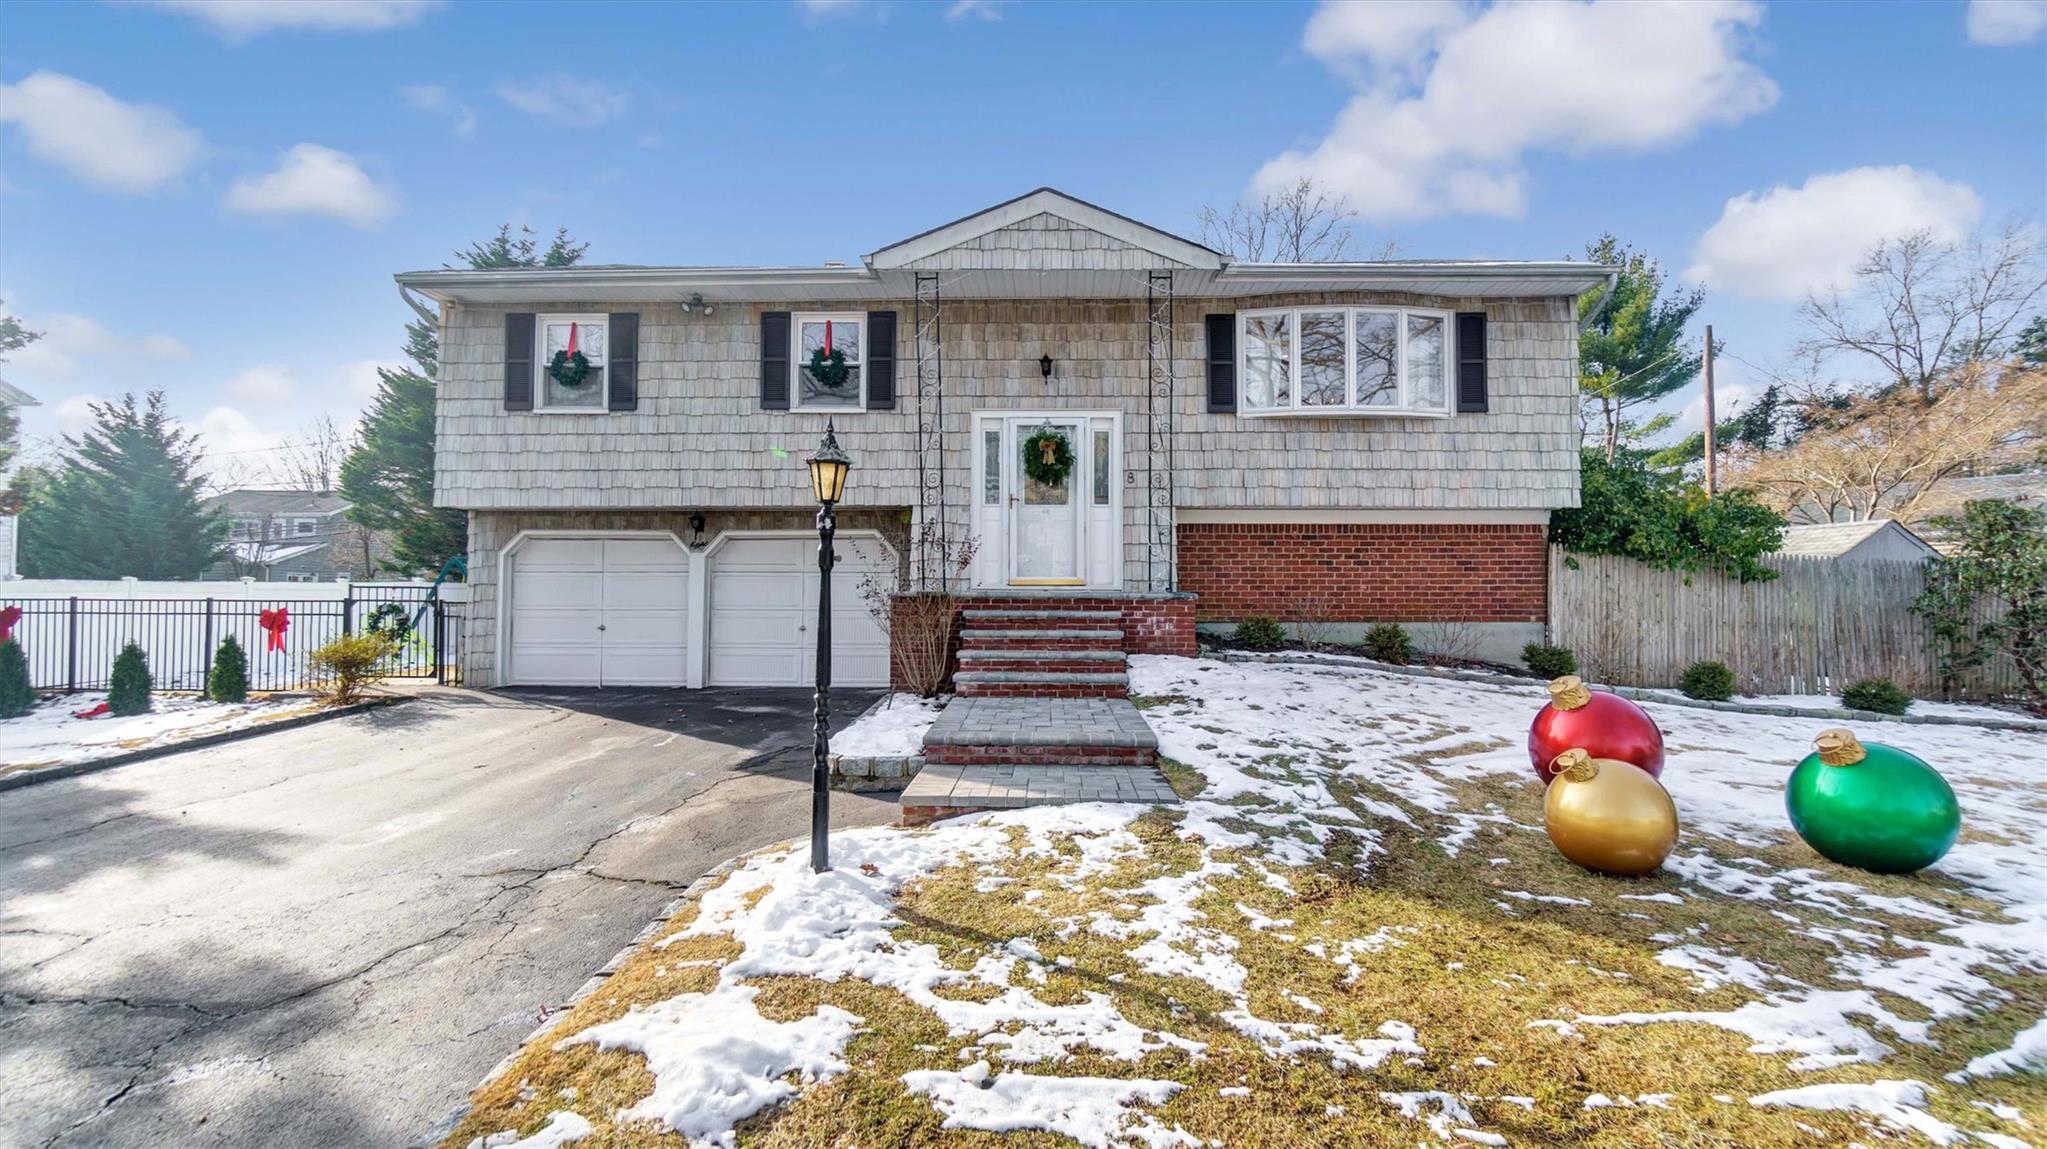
top-left (1145, 270), bottom-right (1175, 591)
top-left (914, 272), bottom-right (945, 588)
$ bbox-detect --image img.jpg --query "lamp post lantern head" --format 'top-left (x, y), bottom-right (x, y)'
top-left (806, 420), bottom-right (852, 505)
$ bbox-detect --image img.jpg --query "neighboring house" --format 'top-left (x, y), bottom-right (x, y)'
top-left (1772, 520), bottom-right (1938, 564)
top-left (201, 490), bottom-right (391, 582)
top-left (0, 374), bottom-right (39, 580)
top-left (397, 188), bottom-right (1614, 690)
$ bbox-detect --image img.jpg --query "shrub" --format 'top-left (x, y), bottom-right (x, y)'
top-left (1522, 643), bottom-right (1578, 679)
top-left (1362, 623), bottom-right (1413, 665)
top-left (309, 633), bottom-right (397, 705)
top-left (1550, 447), bottom-right (1786, 583)
top-left (1911, 498), bottom-right (2045, 710)
top-left (208, 635), bottom-right (249, 704)
top-left (1841, 678), bottom-right (1912, 716)
top-left (1235, 616), bottom-right (1286, 651)
top-left (1678, 660), bottom-right (1736, 701)
top-left (108, 641), bottom-right (152, 716)
top-left (0, 639), bottom-right (32, 718)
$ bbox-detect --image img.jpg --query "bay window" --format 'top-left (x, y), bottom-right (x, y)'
top-left (1238, 306), bottom-right (1454, 416)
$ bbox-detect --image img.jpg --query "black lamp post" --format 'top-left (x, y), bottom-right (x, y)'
top-left (804, 421), bottom-right (851, 874)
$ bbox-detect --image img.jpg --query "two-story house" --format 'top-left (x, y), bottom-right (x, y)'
top-left (398, 189), bottom-right (1611, 691)
top-left (202, 489), bottom-right (392, 582)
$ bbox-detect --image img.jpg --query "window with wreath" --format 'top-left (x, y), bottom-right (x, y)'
top-left (794, 314), bottom-right (863, 411)
top-left (1238, 306), bottom-right (1452, 416)
top-left (536, 314), bottom-right (607, 412)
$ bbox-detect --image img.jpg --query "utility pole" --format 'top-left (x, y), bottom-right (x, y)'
top-left (1702, 324), bottom-right (1718, 495)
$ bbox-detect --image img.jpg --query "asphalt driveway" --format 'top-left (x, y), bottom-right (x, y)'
top-left (0, 685), bottom-right (893, 1149)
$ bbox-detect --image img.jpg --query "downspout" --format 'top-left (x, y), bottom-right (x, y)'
top-left (1577, 269), bottom-right (1620, 333)
top-left (397, 284), bottom-right (439, 328)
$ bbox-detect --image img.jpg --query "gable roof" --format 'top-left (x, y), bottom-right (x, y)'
top-left (0, 376), bottom-right (40, 407)
top-left (1774, 520), bottom-right (1936, 559)
top-left (865, 187), bottom-right (1225, 272)
top-left (203, 489), bottom-right (350, 517)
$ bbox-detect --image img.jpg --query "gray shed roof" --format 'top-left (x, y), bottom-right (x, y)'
top-left (1774, 520), bottom-right (1935, 559)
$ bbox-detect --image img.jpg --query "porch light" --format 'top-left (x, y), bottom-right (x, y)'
top-left (688, 511), bottom-right (707, 549)
top-left (1039, 353), bottom-right (1055, 382)
top-left (806, 421), bottom-right (852, 505)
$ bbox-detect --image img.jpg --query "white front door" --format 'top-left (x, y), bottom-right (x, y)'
top-left (970, 412), bottom-right (1121, 589)
top-left (1006, 416), bottom-right (1085, 585)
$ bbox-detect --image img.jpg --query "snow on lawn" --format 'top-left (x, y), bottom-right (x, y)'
top-left (832, 693), bottom-right (945, 757)
top-left (0, 693), bottom-right (295, 772)
top-left (447, 655), bottom-right (2046, 1149)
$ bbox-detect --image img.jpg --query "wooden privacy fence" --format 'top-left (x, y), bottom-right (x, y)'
top-left (1546, 548), bottom-right (2018, 699)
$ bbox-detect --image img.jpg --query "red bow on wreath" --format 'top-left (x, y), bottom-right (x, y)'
top-left (259, 607), bottom-right (290, 652)
top-left (823, 320), bottom-right (833, 355)
top-left (565, 322), bottom-right (579, 357)
top-left (0, 605), bottom-right (20, 643)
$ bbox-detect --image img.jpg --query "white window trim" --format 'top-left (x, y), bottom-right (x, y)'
top-left (533, 312), bottom-right (609, 415)
top-left (1237, 306), bottom-right (1455, 418)
top-left (790, 311), bottom-right (868, 414)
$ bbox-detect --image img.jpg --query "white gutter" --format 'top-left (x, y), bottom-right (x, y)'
top-left (394, 264), bottom-right (880, 301)
top-left (1576, 269), bottom-right (1622, 334)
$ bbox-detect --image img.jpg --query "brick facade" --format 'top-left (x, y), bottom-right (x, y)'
top-left (1176, 522), bottom-right (1548, 624)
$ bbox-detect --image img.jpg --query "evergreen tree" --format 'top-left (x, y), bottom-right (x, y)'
top-left (1578, 235), bottom-right (1708, 460)
top-left (0, 639), bottom-right (33, 718)
top-left (20, 393), bottom-right (227, 578)
top-left (2013, 315), bottom-right (2047, 367)
top-left (208, 635), bottom-right (249, 704)
top-left (341, 225), bottom-right (587, 575)
top-left (108, 641), bottom-right (152, 716)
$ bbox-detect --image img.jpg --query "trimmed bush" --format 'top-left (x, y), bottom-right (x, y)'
top-left (1522, 643), bottom-right (1578, 679)
top-left (208, 635), bottom-right (249, 704)
top-left (309, 633), bottom-right (397, 705)
top-left (0, 639), bottom-right (33, 719)
top-left (108, 642), bottom-right (152, 716)
top-left (1235, 615), bottom-right (1286, 651)
top-left (1362, 623), bottom-right (1414, 665)
top-left (1841, 678), bottom-right (1912, 716)
top-left (1679, 660), bottom-right (1736, 701)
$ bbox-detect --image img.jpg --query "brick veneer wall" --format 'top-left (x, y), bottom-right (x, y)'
top-left (888, 593), bottom-right (1197, 692)
top-left (1177, 522), bottom-right (1548, 623)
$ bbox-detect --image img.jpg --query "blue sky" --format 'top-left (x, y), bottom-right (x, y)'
top-left (0, 0), bottom-right (2041, 483)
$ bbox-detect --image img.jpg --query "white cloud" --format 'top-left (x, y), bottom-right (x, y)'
top-left (51, 394), bottom-right (103, 436)
top-left (493, 76), bottom-right (629, 126)
top-left (1685, 166), bottom-right (1983, 302)
top-left (225, 365), bottom-right (298, 404)
top-left (142, 0), bottom-right (439, 39)
top-left (225, 144), bottom-right (398, 228)
top-left (402, 83), bottom-right (475, 137)
top-left (3, 312), bottom-right (190, 380)
top-left (1260, 0), bottom-right (1779, 221)
top-left (0, 71), bottom-right (202, 193)
top-left (945, 0), bottom-right (1009, 20)
top-left (1967, 0), bottom-right (2046, 44)
top-left (797, 0), bottom-right (863, 14)
top-left (339, 360), bottom-right (398, 402)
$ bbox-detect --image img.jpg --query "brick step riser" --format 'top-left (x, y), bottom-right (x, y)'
top-left (959, 637), bottom-right (1125, 654)
top-left (955, 658), bottom-right (1127, 674)
top-left (924, 744), bottom-right (1155, 767)
top-left (962, 619), bottom-right (1124, 632)
top-left (956, 682), bottom-right (1130, 700)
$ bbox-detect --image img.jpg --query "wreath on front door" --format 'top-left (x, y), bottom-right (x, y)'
top-left (805, 319), bottom-right (853, 391)
top-left (547, 321), bottom-right (594, 388)
top-left (1022, 426), bottom-right (1075, 487)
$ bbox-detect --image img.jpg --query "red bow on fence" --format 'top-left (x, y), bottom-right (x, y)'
top-left (0, 605), bottom-right (19, 643)
top-left (259, 607), bottom-right (290, 652)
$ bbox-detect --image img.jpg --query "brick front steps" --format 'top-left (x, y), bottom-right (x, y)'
top-left (900, 764), bottom-right (1179, 826)
top-left (956, 609), bottom-right (1128, 698)
top-left (905, 695), bottom-right (1173, 823)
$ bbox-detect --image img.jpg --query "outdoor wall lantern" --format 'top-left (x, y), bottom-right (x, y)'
top-left (1040, 353), bottom-right (1055, 383)
top-left (688, 511), bottom-right (707, 549)
top-left (803, 421), bottom-right (852, 874)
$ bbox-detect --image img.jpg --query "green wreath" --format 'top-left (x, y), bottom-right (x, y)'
top-left (1022, 426), bottom-right (1075, 487)
top-left (806, 346), bottom-right (852, 391)
top-left (548, 349), bottom-right (593, 388)
top-left (365, 602), bottom-right (412, 640)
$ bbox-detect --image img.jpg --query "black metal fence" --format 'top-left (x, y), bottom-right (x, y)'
top-left (0, 585), bottom-right (465, 693)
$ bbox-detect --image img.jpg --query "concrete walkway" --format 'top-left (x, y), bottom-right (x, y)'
top-left (0, 685), bottom-right (888, 1149)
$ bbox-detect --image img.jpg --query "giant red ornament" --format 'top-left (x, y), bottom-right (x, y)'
top-left (1527, 675), bottom-right (1665, 781)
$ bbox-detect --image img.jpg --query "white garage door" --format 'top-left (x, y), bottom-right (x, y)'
top-left (708, 535), bottom-right (891, 687)
top-left (508, 536), bottom-right (689, 686)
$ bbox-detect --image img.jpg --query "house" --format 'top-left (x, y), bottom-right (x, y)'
top-left (1772, 520), bottom-right (1938, 564)
top-left (201, 489), bottom-right (391, 582)
top-left (0, 374), bottom-right (39, 580)
top-left (397, 188), bottom-right (1613, 691)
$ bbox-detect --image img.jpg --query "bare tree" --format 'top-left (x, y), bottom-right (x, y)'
top-left (1198, 177), bottom-right (1396, 262)
top-left (271, 415), bottom-right (350, 492)
top-left (1799, 222), bottom-right (2046, 403)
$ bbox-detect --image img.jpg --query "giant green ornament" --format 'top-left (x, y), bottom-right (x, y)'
top-left (1785, 729), bottom-right (1960, 874)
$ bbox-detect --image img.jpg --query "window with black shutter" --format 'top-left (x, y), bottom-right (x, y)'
top-left (1456, 311), bottom-right (1488, 413)
top-left (760, 311), bottom-right (791, 410)
top-left (1205, 313), bottom-right (1237, 413)
top-left (865, 310), bottom-right (896, 410)
top-left (608, 312), bottom-right (639, 412)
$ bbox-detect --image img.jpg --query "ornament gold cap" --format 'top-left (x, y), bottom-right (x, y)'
top-left (1814, 728), bottom-right (1868, 766)
top-left (1550, 747), bottom-right (1600, 782)
top-left (1548, 675), bottom-right (1592, 710)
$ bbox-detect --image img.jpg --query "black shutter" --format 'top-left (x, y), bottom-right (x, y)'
top-left (1456, 311), bottom-right (1488, 413)
top-left (1204, 313), bottom-right (1237, 413)
top-left (504, 312), bottom-right (535, 411)
top-left (608, 312), bottom-right (639, 412)
top-left (865, 310), bottom-right (896, 410)
top-left (760, 310), bottom-right (791, 411)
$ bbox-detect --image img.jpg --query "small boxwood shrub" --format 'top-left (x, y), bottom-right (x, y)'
top-left (1841, 678), bottom-right (1912, 715)
top-left (208, 635), bottom-right (249, 704)
top-left (108, 641), bottom-right (152, 716)
top-left (1362, 623), bottom-right (1414, 665)
top-left (1522, 643), bottom-right (1578, 679)
top-left (1234, 615), bottom-right (1286, 651)
top-left (0, 639), bottom-right (33, 718)
top-left (310, 633), bottom-right (397, 705)
top-left (1678, 660), bottom-right (1736, 701)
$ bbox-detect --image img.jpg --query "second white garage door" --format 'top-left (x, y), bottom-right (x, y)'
top-left (506, 536), bottom-right (690, 686)
top-left (708, 535), bottom-right (892, 687)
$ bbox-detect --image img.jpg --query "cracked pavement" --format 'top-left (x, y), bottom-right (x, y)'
top-left (0, 684), bottom-right (893, 1149)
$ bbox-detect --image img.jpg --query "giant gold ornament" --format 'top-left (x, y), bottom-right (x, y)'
top-left (1785, 729), bottom-right (1961, 874)
top-left (1543, 748), bottom-right (1680, 877)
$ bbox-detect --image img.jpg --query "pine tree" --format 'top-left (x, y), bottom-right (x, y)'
top-left (341, 225), bottom-right (586, 575)
top-left (108, 641), bottom-right (152, 716)
top-left (1578, 235), bottom-right (1708, 461)
top-left (208, 635), bottom-right (249, 704)
top-left (20, 393), bottom-right (228, 578)
top-left (0, 639), bottom-right (34, 718)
